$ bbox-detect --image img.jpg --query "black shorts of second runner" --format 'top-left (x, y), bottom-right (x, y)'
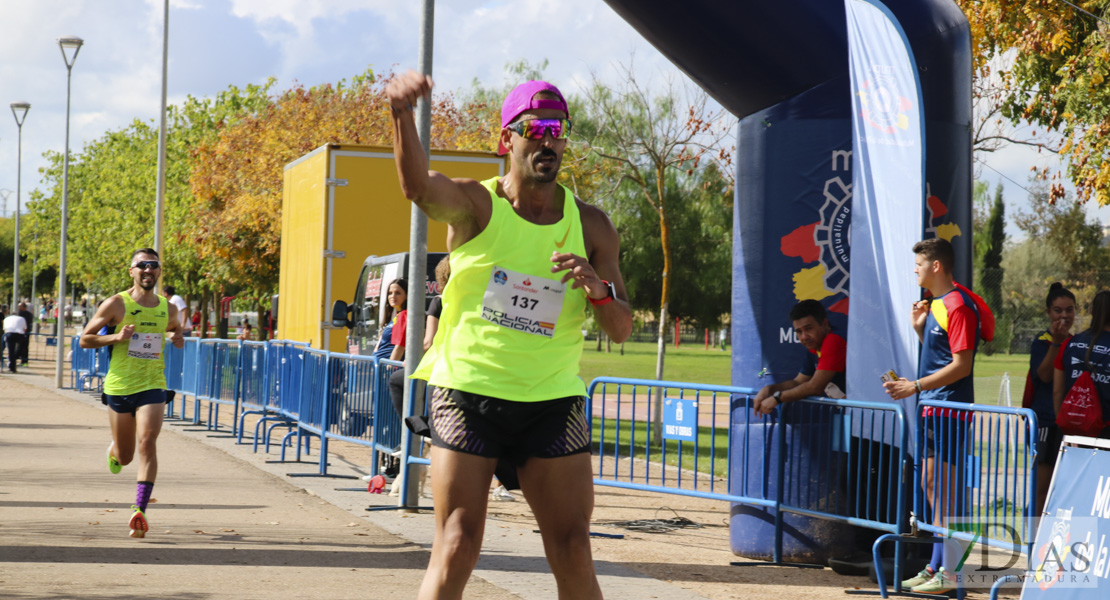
top-left (428, 387), bottom-right (590, 463)
top-left (1037, 424), bottom-right (1063, 466)
top-left (104, 389), bottom-right (167, 415)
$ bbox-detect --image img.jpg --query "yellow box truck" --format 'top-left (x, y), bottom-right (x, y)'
top-left (278, 143), bottom-right (505, 353)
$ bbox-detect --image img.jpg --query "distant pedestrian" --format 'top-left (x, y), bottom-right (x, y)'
top-left (17, 302), bottom-right (34, 366)
top-left (80, 248), bottom-right (185, 539)
top-left (3, 309), bottom-right (28, 373)
top-left (163, 285), bottom-right (191, 336)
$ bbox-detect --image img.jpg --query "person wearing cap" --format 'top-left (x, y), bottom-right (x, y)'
top-left (386, 71), bottom-right (632, 599)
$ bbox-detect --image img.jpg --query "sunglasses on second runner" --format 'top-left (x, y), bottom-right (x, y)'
top-left (505, 118), bottom-right (572, 141)
top-left (131, 260), bottom-right (161, 270)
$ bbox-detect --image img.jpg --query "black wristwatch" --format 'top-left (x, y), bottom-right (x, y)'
top-left (773, 390), bottom-right (782, 404)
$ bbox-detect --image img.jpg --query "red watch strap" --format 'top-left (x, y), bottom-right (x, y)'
top-left (588, 280), bottom-right (615, 306)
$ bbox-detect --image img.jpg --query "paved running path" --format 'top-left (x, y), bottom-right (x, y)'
top-left (0, 369), bottom-right (709, 600)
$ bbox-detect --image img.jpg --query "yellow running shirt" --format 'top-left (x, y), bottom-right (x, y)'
top-left (103, 292), bottom-right (169, 396)
top-left (414, 177), bottom-right (589, 401)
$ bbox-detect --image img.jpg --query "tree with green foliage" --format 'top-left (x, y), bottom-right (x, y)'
top-left (578, 64), bottom-right (734, 439)
top-left (973, 183), bottom-right (1006, 353)
top-left (1013, 180), bottom-right (1106, 284)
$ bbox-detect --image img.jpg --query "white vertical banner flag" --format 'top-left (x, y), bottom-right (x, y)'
top-left (844, 0), bottom-right (925, 447)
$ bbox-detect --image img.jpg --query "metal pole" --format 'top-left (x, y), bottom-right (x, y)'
top-left (31, 232), bottom-right (37, 322)
top-left (13, 114), bottom-right (25, 307)
top-left (56, 38), bottom-right (82, 388)
top-left (153, 0), bottom-right (169, 268)
top-left (400, 0), bottom-right (435, 508)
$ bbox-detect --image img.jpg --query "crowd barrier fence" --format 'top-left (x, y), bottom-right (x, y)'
top-left (63, 338), bottom-right (1041, 594)
top-left (871, 400), bottom-right (1038, 598)
top-left (585, 376), bottom-right (909, 569)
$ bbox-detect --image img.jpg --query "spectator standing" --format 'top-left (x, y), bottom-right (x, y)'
top-left (17, 302), bottom-right (34, 366)
top-left (3, 309), bottom-right (28, 373)
top-left (1053, 290), bottom-right (1110, 439)
top-left (1029, 283), bottom-right (1075, 514)
top-left (884, 237), bottom-right (990, 594)
top-left (236, 322), bottom-right (253, 341)
top-left (163, 285), bottom-right (191, 336)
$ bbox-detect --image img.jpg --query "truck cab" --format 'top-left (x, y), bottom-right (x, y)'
top-left (332, 252), bottom-right (448, 356)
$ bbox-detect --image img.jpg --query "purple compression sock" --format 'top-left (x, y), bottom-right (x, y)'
top-left (136, 481), bottom-right (154, 512)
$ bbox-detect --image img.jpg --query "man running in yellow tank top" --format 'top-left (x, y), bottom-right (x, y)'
top-left (387, 72), bottom-right (633, 600)
top-left (80, 248), bottom-right (185, 538)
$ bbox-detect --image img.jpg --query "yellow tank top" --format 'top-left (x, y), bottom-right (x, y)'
top-left (103, 292), bottom-right (169, 396)
top-left (414, 177), bottom-right (589, 401)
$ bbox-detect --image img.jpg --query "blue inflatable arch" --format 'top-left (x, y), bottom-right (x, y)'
top-left (604, 0), bottom-right (972, 563)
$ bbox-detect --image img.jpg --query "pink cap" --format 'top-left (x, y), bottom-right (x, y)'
top-left (498, 80), bottom-right (568, 155)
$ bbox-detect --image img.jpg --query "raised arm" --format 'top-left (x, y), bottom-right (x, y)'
top-left (386, 70), bottom-right (488, 240)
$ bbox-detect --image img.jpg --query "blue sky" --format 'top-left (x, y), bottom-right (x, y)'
top-left (0, 0), bottom-right (1101, 235)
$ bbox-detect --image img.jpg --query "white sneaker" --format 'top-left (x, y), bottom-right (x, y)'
top-left (491, 485), bottom-right (516, 502)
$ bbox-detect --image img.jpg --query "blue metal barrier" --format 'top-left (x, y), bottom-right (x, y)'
top-left (206, 340), bottom-right (241, 434)
top-left (371, 359), bottom-right (404, 474)
top-left (324, 353), bottom-right (377, 446)
top-left (587, 377), bottom-right (908, 568)
top-left (163, 340), bottom-right (184, 416)
top-left (871, 401), bottom-right (1037, 598)
top-left (282, 348), bottom-right (329, 466)
top-left (70, 336), bottom-right (95, 390)
top-left (177, 338), bottom-right (200, 421)
top-left (236, 341), bottom-right (270, 444)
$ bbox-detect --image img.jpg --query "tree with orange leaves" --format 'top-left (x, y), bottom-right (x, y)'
top-left (959, 0), bottom-right (1110, 204)
top-left (187, 70), bottom-right (489, 301)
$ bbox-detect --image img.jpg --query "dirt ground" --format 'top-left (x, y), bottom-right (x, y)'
top-left (2, 338), bottom-right (1024, 599)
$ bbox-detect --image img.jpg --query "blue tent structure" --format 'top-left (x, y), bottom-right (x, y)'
top-left (604, 0), bottom-right (972, 563)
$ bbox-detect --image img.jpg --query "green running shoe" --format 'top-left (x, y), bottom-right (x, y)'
top-left (900, 567), bottom-right (935, 589)
top-left (107, 442), bottom-right (122, 474)
top-left (911, 567), bottom-right (955, 595)
top-left (128, 506), bottom-right (148, 539)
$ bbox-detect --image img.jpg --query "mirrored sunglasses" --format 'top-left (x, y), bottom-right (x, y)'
top-left (506, 118), bottom-right (572, 141)
top-left (132, 260), bottom-right (161, 270)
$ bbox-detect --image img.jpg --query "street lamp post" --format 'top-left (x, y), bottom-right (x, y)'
top-left (11, 102), bottom-right (30, 310)
top-left (55, 36), bottom-right (83, 389)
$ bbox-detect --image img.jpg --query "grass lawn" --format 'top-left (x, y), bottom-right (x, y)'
top-left (579, 340), bottom-right (732, 387)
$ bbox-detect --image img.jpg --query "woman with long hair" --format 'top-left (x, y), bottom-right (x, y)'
top-left (1030, 283), bottom-right (1075, 514)
top-left (1053, 289), bottom-right (1110, 443)
top-left (373, 279), bottom-right (408, 361)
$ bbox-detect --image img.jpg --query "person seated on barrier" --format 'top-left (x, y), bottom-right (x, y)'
top-left (884, 237), bottom-right (988, 595)
top-left (1030, 283), bottom-right (1075, 514)
top-left (387, 72), bottom-right (633, 599)
top-left (79, 248), bottom-right (185, 540)
top-left (372, 278), bottom-right (408, 362)
top-left (753, 299), bottom-right (847, 416)
top-left (236, 322), bottom-right (253, 341)
top-left (1054, 289), bottom-right (1110, 440)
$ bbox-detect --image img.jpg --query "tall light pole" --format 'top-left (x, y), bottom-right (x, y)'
top-left (56, 36), bottom-right (83, 389)
top-left (11, 102), bottom-right (30, 310)
top-left (153, 0), bottom-right (169, 268)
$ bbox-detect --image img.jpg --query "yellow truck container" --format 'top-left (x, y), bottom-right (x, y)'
top-left (278, 143), bottom-right (505, 353)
